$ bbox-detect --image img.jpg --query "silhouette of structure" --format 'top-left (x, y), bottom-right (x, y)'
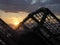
top-left (0, 7), bottom-right (60, 45)
top-left (17, 7), bottom-right (60, 45)
top-left (0, 19), bottom-right (17, 45)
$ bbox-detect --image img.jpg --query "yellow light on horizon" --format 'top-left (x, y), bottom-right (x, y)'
top-left (9, 17), bottom-right (20, 29)
top-left (13, 20), bottom-right (19, 26)
top-left (12, 18), bottom-right (20, 26)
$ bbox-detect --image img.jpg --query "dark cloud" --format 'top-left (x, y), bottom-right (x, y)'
top-left (48, 0), bottom-right (60, 4)
top-left (0, 0), bottom-right (60, 13)
top-left (0, 0), bottom-right (30, 12)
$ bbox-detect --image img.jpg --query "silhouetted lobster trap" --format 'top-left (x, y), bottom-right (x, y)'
top-left (0, 7), bottom-right (60, 45)
top-left (18, 7), bottom-right (60, 34)
top-left (17, 7), bottom-right (60, 45)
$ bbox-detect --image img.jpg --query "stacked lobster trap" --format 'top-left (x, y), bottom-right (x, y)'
top-left (17, 7), bottom-right (60, 45)
top-left (0, 7), bottom-right (60, 45)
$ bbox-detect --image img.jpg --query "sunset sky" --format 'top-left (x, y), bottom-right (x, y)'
top-left (0, 0), bottom-right (60, 29)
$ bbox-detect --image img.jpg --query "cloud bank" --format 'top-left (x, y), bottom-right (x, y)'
top-left (0, 0), bottom-right (60, 13)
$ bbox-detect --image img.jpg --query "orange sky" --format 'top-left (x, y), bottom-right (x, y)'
top-left (0, 10), bottom-right (29, 29)
top-left (0, 10), bottom-right (60, 24)
top-left (0, 10), bottom-right (60, 29)
top-left (0, 10), bottom-right (29, 23)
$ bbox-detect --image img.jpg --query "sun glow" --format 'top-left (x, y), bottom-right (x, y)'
top-left (13, 19), bottom-right (20, 26)
top-left (9, 17), bottom-right (20, 29)
top-left (12, 18), bottom-right (20, 26)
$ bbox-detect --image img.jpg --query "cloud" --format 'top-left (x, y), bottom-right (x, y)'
top-left (0, 0), bottom-right (60, 13)
top-left (0, 0), bottom-right (30, 12)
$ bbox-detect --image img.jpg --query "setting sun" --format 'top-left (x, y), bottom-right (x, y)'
top-left (13, 19), bottom-right (20, 26)
top-left (12, 18), bottom-right (20, 26)
top-left (8, 17), bottom-right (21, 29)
